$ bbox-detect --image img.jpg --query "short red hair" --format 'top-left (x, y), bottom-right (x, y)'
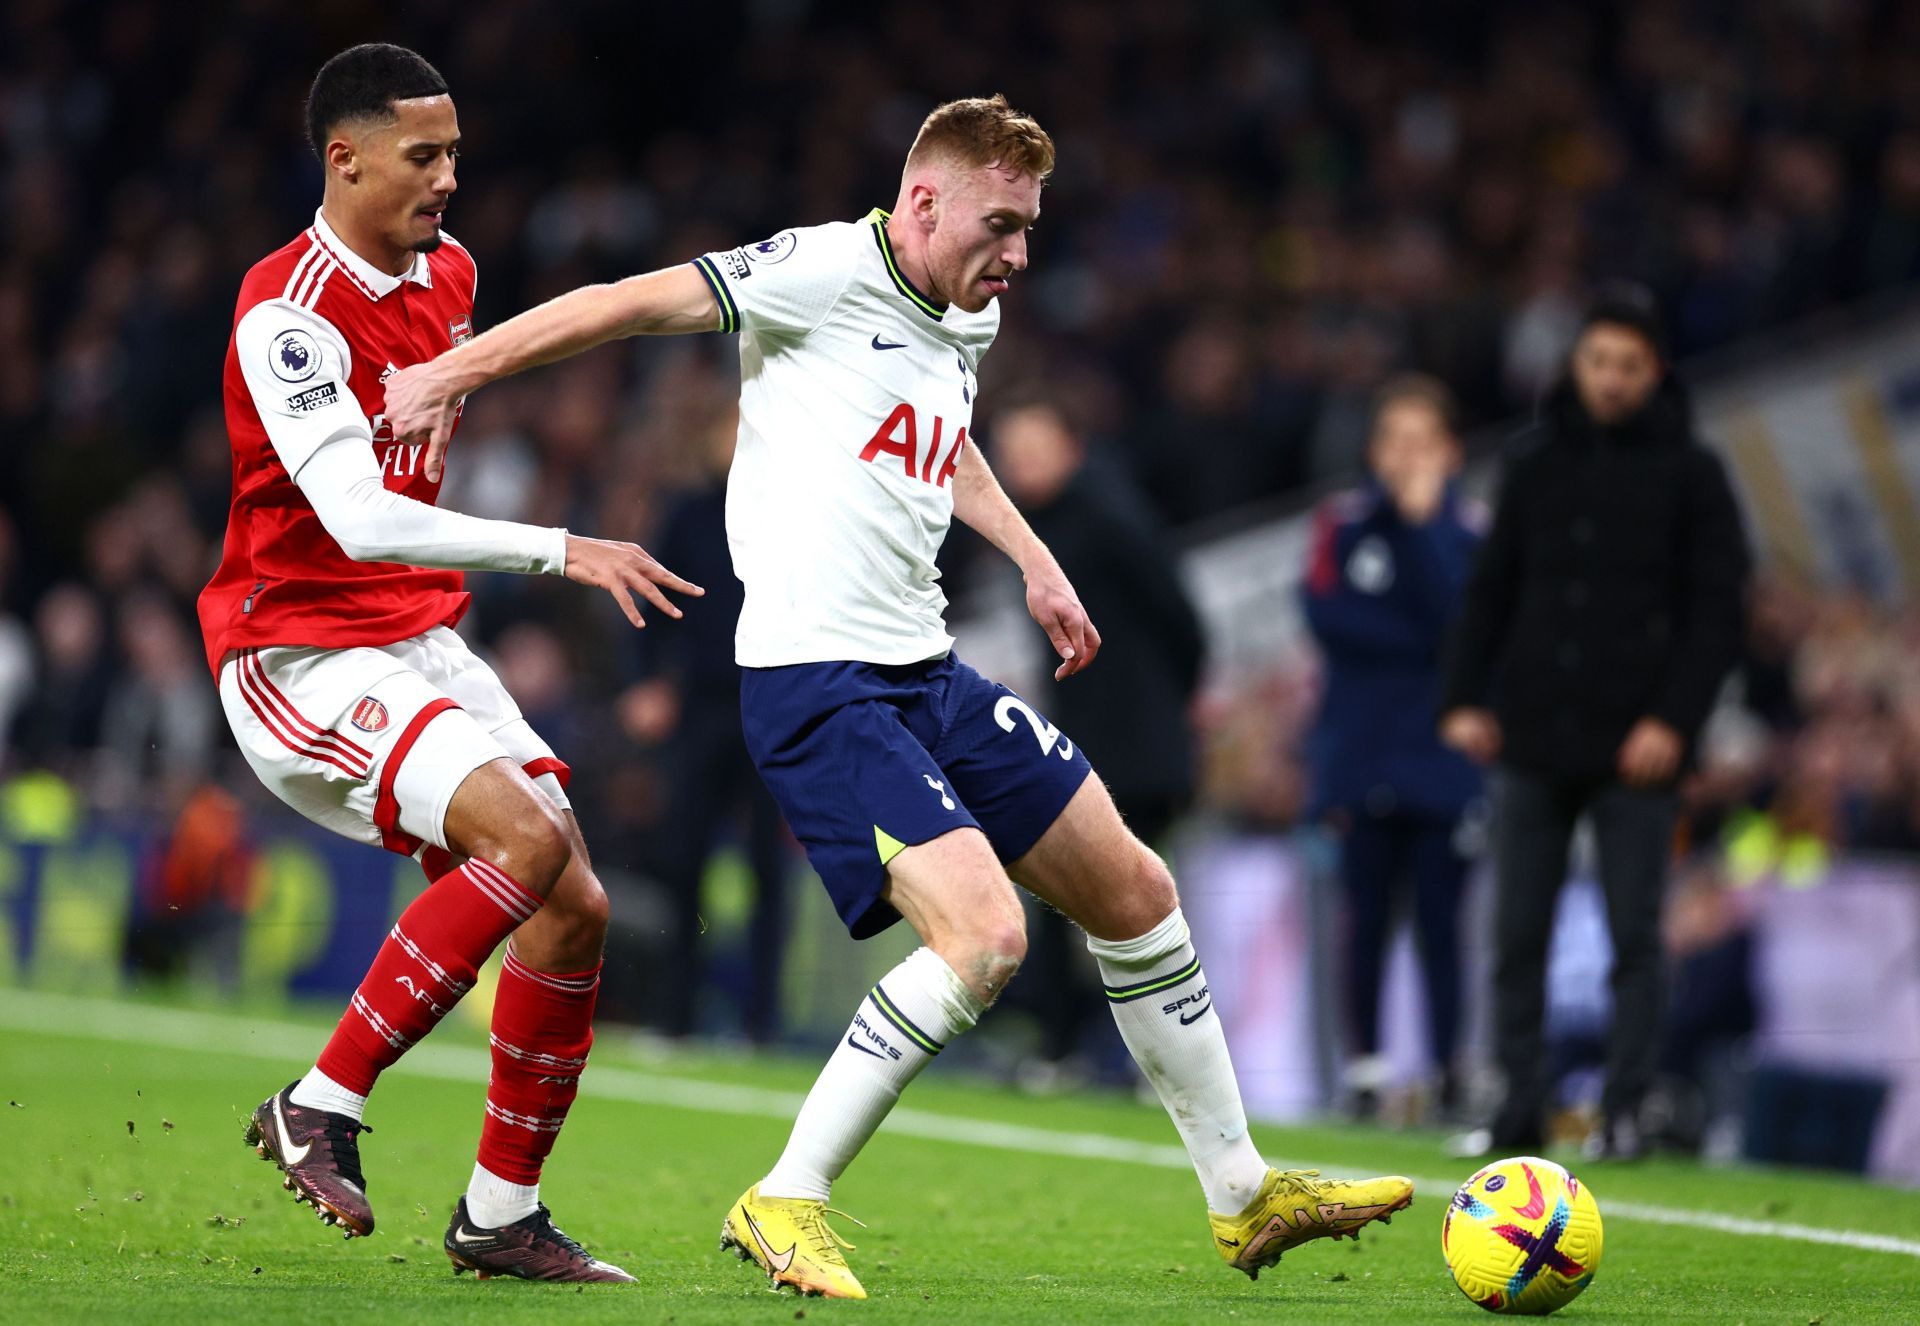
top-left (906, 94), bottom-right (1055, 181)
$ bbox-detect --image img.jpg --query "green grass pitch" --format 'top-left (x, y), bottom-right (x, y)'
top-left (5, 990), bottom-right (1919, 1324)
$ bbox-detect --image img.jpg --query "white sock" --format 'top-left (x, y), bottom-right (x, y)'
top-left (288, 1066), bottom-right (367, 1123)
top-left (760, 947), bottom-right (984, 1202)
top-left (464, 1162), bottom-right (540, 1229)
top-left (1089, 908), bottom-right (1269, 1215)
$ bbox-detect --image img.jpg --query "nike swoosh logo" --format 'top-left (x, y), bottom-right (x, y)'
top-left (743, 1209), bottom-right (796, 1275)
top-left (871, 334), bottom-right (908, 351)
top-left (453, 1224), bottom-right (494, 1246)
top-left (846, 1033), bottom-right (886, 1059)
top-left (1178, 1002), bottom-right (1212, 1025)
top-left (273, 1096), bottom-right (312, 1165)
top-left (1217, 1236), bottom-right (1240, 1247)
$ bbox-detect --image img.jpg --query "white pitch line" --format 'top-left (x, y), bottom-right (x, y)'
top-left (7, 989), bottom-right (1919, 1260)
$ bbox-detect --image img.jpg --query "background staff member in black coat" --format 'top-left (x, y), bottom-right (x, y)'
top-left (1439, 287), bottom-right (1750, 1159)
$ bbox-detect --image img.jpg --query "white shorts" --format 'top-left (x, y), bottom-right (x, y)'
top-left (218, 625), bottom-right (571, 860)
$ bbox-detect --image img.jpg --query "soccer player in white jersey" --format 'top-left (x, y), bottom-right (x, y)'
top-left (387, 95), bottom-right (1413, 1299)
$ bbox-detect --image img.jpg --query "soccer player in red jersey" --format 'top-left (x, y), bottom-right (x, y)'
top-left (199, 43), bottom-right (699, 1283)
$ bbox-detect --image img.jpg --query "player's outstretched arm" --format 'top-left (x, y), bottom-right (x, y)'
top-left (385, 264), bottom-right (724, 482)
top-left (950, 440), bottom-right (1101, 680)
top-left (294, 435), bottom-right (703, 627)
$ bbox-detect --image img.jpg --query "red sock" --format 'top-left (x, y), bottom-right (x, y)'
top-left (477, 946), bottom-right (600, 1185)
top-left (419, 845), bottom-right (460, 884)
top-left (315, 859), bottom-right (543, 1095)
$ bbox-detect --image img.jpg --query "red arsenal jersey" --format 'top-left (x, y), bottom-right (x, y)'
top-left (197, 210), bottom-right (480, 676)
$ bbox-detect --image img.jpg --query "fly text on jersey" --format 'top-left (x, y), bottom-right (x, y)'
top-left (379, 435), bottom-right (428, 479)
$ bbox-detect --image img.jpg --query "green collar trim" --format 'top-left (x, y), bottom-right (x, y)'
top-left (865, 208), bottom-right (947, 322)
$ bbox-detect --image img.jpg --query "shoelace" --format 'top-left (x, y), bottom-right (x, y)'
top-left (1273, 1169), bottom-right (1328, 1200)
top-left (321, 1117), bottom-right (371, 1191)
top-left (526, 1205), bottom-right (592, 1262)
top-left (797, 1205), bottom-right (866, 1260)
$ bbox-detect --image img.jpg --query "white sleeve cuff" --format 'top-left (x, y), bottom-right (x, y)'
top-left (541, 526), bottom-right (569, 576)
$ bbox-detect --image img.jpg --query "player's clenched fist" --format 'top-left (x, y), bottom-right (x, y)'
top-left (562, 534), bottom-right (704, 628)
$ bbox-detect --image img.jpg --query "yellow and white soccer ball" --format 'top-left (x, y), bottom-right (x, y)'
top-left (1442, 1156), bottom-right (1603, 1314)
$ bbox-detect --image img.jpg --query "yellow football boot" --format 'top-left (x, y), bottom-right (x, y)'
top-left (719, 1184), bottom-right (868, 1299)
top-left (1210, 1168), bottom-right (1414, 1279)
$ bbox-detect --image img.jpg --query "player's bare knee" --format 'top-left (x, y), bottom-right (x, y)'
top-left (1096, 846), bottom-right (1179, 940)
top-left (1127, 848), bottom-right (1180, 933)
top-left (560, 875), bottom-right (611, 949)
top-left (473, 800), bottom-right (572, 898)
top-left (514, 809), bottom-right (574, 895)
top-left (971, 919), bottom-right (1027, 1004)
top-left (536, 904), bottom-right (607, 972)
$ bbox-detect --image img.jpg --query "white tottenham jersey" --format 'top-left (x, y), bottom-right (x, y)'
top-left (693, 209), bottom-right (999, 667)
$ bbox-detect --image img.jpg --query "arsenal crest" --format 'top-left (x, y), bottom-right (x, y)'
top-left (351, 697), bottom-right (390, 732)
top-left (448, 314), bottom-right (473, 345)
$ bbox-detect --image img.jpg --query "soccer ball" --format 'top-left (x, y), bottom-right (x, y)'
top-left (1442, 1156), bottom-right (1603, 1314)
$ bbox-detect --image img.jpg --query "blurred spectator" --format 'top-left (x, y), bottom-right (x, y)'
top-left (1440, 287), bottom-right (1751, 1160)
top-left (12, 583), bottom-right (113, 777)
top-left (991, 393), bottom-right (1205, 1070)
top-left (1858, 133), bottom-right (1920, 293)
top-left (490, 621), bottom-right (591, 777)
top-left (994, 395), bottom-right (1205, 842)
top-left (96, 591), bottom-right (217, 814)
top-left (1300, 375), bottom-right (1483, 1120)
top-left (123, 782), bottom-right (254, 987)
top-left (619, 420), bottom-right (791, 1044)
top-left (1123, 316), bottom-right (1293, 526)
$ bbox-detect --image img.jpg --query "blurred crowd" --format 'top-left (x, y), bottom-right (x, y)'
top-left (1690, 575), bottom-right (1920, 864)
top-left (7, 0), bottom-right (1920, 799)
top-left (6, 1), bottom-right (1920, 1063)
top-left (1203, 572), bottom-right (1920, 884)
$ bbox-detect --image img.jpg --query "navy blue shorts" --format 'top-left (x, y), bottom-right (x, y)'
top-left (741, 652), bottom-right (1093, 939)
